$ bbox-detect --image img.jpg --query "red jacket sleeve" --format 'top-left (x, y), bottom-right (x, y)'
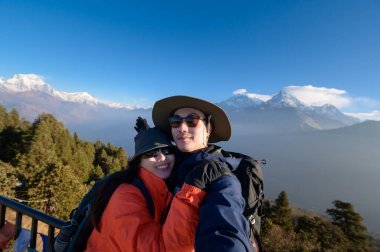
top-left (163, 183), bottom-right (206, 252)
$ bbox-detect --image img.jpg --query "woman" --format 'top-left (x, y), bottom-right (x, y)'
top-left (85, 118), bottom-right (229, 252)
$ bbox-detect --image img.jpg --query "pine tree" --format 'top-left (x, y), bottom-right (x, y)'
top-left (94, 143), bottom-right (124, 176)
top-left (73, 132), bottom-right (80, 145)
top-left (272, 191), bottom-right (294, 231)
top-left (18, 113), bottom-right (77, 179)
top-left (88, 165), bottom-right (105, 182)
top-left (261, 192), bottom-right (297, 251)
top-left (327, 200), bottom-right (369, 251)
top-left (27, 163), bottom-right (88, 219)
top-left (116, 147), bottom-right (128, 169)
top-left (296, 215), bottom-right (349, 251)
top-left (0, 161), bottom-right (18, 197)
top-left (0, 106), bottom-right (30, 165)
top-left (0, 105), bottom-right (8, 131)
top-left (261, 219), bottom-right (296, 252)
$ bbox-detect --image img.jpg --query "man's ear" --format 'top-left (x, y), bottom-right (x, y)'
top-left (207, 122), bottom-right (212, 134)
top-left (206, 115), bottom-right (213, 134)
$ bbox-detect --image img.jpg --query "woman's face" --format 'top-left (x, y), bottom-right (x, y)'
top-left (140, 147), bottom-right (175, 179)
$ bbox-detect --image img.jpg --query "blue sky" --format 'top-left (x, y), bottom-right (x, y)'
top-left (1, 0), bottom-right (379, 116)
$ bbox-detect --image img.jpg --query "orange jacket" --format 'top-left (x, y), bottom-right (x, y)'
top-left (86, 168), bottom-right (205, 252)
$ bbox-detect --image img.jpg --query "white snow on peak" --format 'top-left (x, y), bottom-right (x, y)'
top-left (314, 104), bottom-right (341, 115)
top-left (220, 94), bottom-right (263, 108)
top-left (267, 90), bottom-right (306, 108)
top-left (221, 89), bottom-right (272, 108)
top-left (0, 74), bottom-right (137, 110)
top-left (52, 90), bottom-right (98, 105)
top-left (2, 74), bottom-right (53, 93)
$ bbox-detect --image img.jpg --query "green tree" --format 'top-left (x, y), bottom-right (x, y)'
top-left (0, 127), bottom-right (25, 164)
top-left (116, 147), bottom-right (128, 169)
top-left (18, 114), bottom-right (75, 179)
top-left (261, 218), bottom-right (296, 252)
top-left (0, 106), bottom-right (30, 165)
top-left (94, 143), bottom-right (124, 176)
top-left (261, 193), bottom-right (297, 251)
top-left (88, 165), bottom-right (105, 182)
top-left (73, 132), bottom-right (80, 144)
top-left (0, 161), bottom-right (18, 197)
top-left (27, 163), bottom-right (88, 219)
top-left (296, 215), bottom-right (348, 251)
top-left (0, 105), bottom-right (7, 131)
top-left (272, 191), bottom-right (294, 231)
top-left (327, 200), bottom-right (369, 251)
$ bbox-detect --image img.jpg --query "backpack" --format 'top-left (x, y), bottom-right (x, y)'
top-left (215, 149), bottom-right (265, 251)
top-left (51, 177), bottom-right (154, 252)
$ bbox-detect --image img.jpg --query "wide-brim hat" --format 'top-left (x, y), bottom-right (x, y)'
top-left (130, 127), bottom-right (174, 163)
top-left (152, 95), bottom-right (231, 143)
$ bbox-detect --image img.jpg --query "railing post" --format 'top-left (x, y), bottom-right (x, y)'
top-left (0, 204), bottom-right (5, 227)
top-left (0, 204), bottom-right (7, 252)
top-left (48, 225), bottom-right (56, 250)
top-left (15, 211), bottom-right (23, 238)
top-left (30, 218), bottom-right (38, 249)
top-left (0, 195), bottom-right (66, 251)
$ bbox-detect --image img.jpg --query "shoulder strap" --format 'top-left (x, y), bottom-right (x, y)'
top-left (132, 177), bottom-right (155, 218)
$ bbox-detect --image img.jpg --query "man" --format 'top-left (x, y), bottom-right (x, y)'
top-left (152, 95), bottom-right (262, 252)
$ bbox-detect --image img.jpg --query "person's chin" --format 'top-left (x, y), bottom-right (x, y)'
top-left (157, 171), bottom-right (171, 179)
top-left (176, 142), bottom-right (193, 152)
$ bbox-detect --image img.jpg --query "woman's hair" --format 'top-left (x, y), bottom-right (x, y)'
top-left (90, 157), bottom-right (140, 231)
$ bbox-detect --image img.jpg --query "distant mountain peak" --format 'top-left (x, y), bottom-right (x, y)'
top-left (218, 93), bottom-right (264, 109)
top-left (266, 89), bottom-right (305, 108)
top-left (315, 104), bottom-right (341, 114)
top-left (1, 74), bottom-right (53, 93)
top-left (0, 74), bottom-right (138, 110)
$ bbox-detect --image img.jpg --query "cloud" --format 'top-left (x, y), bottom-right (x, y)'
top-left (232, 89), bottom-right (272, 102)
top-left (233, 89), bottom-right (248, 95)
top-left (345, 111), bottom-right (380, 121)
top-left (352, 97), bottom-right (380, 108)
top-left (283, 85), bottom-right (352, 108)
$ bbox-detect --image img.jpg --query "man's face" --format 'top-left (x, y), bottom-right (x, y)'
top-left (171, 108), bottom-right (210, 152)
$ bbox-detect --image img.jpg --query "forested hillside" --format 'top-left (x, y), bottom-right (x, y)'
top-left (0, 104), bottom-right (127, 219)
top-left (261, 191), bottom-right (379, 251)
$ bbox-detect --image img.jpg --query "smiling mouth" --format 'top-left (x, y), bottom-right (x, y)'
top-left (156, 164), bottom-right (170, 170)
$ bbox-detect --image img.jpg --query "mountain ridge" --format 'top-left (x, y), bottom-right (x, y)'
top-left (0, 74), bottom-right (138, 110)
top-left (0, 73), bottom-right (363, 132)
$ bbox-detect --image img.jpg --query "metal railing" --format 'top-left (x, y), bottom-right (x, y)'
top-left (0, 195), bottom-right (66, 251)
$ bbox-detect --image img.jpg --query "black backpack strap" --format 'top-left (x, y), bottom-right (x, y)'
top-left (132, 177), bottom-right (155, 218)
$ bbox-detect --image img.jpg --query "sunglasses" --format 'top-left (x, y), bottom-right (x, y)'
top-left (169, 114), bottom-right (206, 128)
top-left (141, 147), bottom-right (175, 159)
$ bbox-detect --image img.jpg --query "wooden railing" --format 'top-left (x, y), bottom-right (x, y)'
top-left (0, 195), bottom-right (65, 251)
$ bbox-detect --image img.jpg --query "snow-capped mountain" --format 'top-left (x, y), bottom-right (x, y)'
top-left (218, 89), bottom-right (359, 133)
top-left (309, 104), bottom-right (341, 116)
top-left (0, 73), bottom-right (360, 137)
top-left (0, 74), bottom-right (54, 93)
top-left (0, 74), bottom-right (136, 109)
top-left (217, 94), bottom-right (264, 109)
top-left (265, 90), bottom-right (306, 109)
